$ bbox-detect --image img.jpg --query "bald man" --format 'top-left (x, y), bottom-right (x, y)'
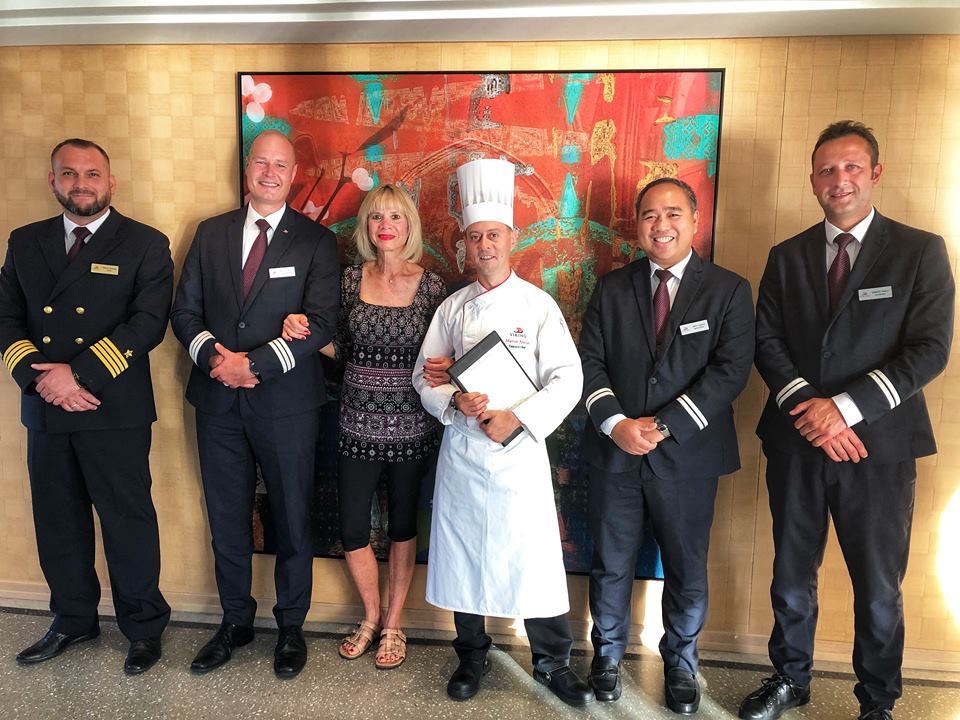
top-left (171, 130), bottom-right (339, 678)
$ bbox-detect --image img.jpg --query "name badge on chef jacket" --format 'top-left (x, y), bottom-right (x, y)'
top-left (858, 286), bottom-right (892, 301)
top-left (90, 263), bottom-right (119, 275)
top-left (680, 319), bottom-right (709, 335)
top-left (269, 266), bottom-right (296, 279)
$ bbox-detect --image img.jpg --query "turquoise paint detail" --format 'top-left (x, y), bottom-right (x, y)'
top-left (515, 218), bottom-right (612, 253)
top-left (663, 114), bottom-right (720, 176)
top-left (560, 145), bottom-right (580, 164)
top-left (559, 173), bottom-right (579, 218)
top-left (241, 115), bottom-right (292, 159)
top-left (364, 143), bottom-right (385, 163)
top-left (371, 170), bottom-right (380, 188)
top-left (423, 244), bottom-right (451, 272)
top-left (567, 73), bottom-right (595, 82)
top-left (562, 81), bottom-right (584, 125)
top-left (328, 217), bottom-right (358, 240)
top-left (351, 74), bottom-right (385, 82)
top-left (363, 82), bottom-right (385, 125)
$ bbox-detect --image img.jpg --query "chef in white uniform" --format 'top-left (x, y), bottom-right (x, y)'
top-left (413, 158), bottom-right (591, 707)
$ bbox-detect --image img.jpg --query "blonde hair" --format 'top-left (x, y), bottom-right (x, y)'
top-left (352, 184), bottom-right (424, 263)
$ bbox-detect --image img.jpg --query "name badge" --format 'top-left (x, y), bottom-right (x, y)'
top-left (858, 286), bottom-right (892, 301)
top-left (680, 320), bottom-right (710, 335)
top-left (269, 266), bottom-right (296, 279)
top-left (90, 263), bottom-right (119, 275)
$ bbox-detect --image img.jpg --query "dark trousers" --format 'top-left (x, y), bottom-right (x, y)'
top-left (196, 399), bottom-right (318, 628)
top-left (589, 458), bottom-right (718, 674)
top-left (766, 450), bottom-right (915, 710)
top-left (26, 426), bottom-right (170, 640)
top-left (453, 611), bottom-right (573, 672)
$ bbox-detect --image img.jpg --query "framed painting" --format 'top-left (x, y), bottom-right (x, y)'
top-left (240, 69), bottom-right (724, 579)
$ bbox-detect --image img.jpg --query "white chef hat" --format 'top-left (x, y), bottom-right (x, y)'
top-left (456, 158), bottom-right (515, 230)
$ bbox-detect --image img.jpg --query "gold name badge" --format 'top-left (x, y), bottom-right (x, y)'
top-left (90, 263), bottom-right (119, 275)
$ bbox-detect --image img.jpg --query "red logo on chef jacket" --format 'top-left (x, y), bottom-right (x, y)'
top-left (507, 326), bottom-right (530, 351)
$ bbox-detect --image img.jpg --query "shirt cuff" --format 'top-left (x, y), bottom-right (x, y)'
top-left (832, 392), bottom-right (864, 427)
top-left (601, 413), bottom-right (628, 436)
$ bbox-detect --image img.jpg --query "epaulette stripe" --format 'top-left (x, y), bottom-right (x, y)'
top-left (99, 337), bottom-right (129, 372)
top-left (90, 343), bottom-right (122, 378)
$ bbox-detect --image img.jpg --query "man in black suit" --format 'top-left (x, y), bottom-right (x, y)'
top-left (171, 130), bottom-right (339, 678)
top-left (740, 121), bottom-right (954, 720)
top-left (580, 178), bottom-right (755, 713)
top-left (0, 138), bottom-right (172, 674)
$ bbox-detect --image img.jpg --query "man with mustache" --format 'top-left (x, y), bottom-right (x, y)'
top-left (0, 138), bottom-right (172, 674)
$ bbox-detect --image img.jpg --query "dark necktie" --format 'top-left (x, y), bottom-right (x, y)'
top-left (67, 226), bottom-right (90, 264)
top-left (828, 232), bottom-right (855, 314)
top-left (242, 218), bottom-right (270, 300)
top-left (653, 268), bottom-right (673, 346)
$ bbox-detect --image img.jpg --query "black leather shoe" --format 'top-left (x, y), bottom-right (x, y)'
top-left (738, 674), bottom-right (810, 720)
top-left (124, 637), bottom-right (162, 675)
top-left (589, 656), bottom-right (622, 702)
top-left (274, 625), bottom-right (307, 678)
top-left (664, 667), bottom-right (700, 714)
top-left (447, 657), bottom-right (491, 700)
top-left (859, 707), bottom-right (893, 720)
top-left (190, 622), bottom-right (254, 673)
top-left (533, 665), bottom-right (594, 707)
top-left (16, 628), bottom-right (100, 664)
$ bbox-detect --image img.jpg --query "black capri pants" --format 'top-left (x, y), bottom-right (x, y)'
top-left (338, 455), bottom-right (428, 551)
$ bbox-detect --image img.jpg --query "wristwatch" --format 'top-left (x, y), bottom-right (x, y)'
top-left (449, 390), bottom-right (461, 411)
top-left (653, 415), bottom-right (671, 438)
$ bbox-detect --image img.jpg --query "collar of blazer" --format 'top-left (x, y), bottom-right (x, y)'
top-left (230, 204), bottom-right (298, 312)
top-left (631, 250), bottom-right (705, 360)
top-left (803, 211), bottom-right (888, 323)
top-left (43, 207), bottom-right (126, 301)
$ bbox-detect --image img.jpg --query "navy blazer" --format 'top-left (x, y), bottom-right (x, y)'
top-left (755, 211), bottom-right (955, 463)
top-left (0, 209), bottom-right (173, 431)
top-left (170, 205), bottom-right (339, 418)
top-left (580, 251), bottom-right (755, 477)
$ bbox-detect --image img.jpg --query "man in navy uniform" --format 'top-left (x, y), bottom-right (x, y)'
top-left (0, 138), bottom-right (172, 674)
top-left (740, 121), bottom-right (954, 720)
top-left (171, 130), bottom-right (339, 678)
top-left (580, 178), bottom-right (754, 713)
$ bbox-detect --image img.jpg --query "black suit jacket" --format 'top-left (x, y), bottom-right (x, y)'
top-left (170, 205), bottom-right (339, 418)
top-left (755, 211), bottom-right (955, 463)
top-left (0, 208), bottom-right (173, 431)
top-left (580, 251), bottom-right (755, 477)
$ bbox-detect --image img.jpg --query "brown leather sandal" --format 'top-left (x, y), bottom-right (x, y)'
top-left (374, 628), bottom-right (407, 670)
top-left (338, 620), bottom-right (381, 659)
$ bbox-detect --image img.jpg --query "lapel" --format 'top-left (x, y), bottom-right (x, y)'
top-left (801, 224), bottom-right (830, 323)
top-left (657, 250), bottom-right (704, 361)
top-left (227, 208), bottom-right (246, 310)
top-left (241, 205), bottom-right (296, 313)
top-left (831, 212), bottom-right (888, 320)
top-left (37, 216), bottom-right (69, 283)
top-left (48, 209), bottom-right (126, 301)
top-left (630, 257), bottom-right (657, 360)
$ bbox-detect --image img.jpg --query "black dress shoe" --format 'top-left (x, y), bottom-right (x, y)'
top-left (16, 628), bottom-right (100, 664)
top-left (738, 674), bottom-right (810, 720)
top-left (447, 657), bottom-right (491, 700)
top-left (589, 656), bottom-right (622, 702)
top-left (190, 622), bottom-right (254, 673)
top-left (124, 637), bottom-right (162, 675)
top-left (664, 667), bottom-right (700, 715)
top-left (533, 665), bottom-right (594, 707)
top-left (274, 625), bottom-right (307, 678)
top-left (859, 707), bottom-right (893, 720)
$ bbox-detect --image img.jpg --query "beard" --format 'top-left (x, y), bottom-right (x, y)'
top-left (54, 188), bottom-right (111, 217)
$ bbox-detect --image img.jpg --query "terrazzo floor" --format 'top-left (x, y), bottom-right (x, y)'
top-left (1, 608), bottom-right (958, 720)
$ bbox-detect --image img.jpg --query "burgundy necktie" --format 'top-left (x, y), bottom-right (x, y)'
top-left (67, 226), bottom-right (90, 264)
top-left (242, 219), bottom-right (270, 300)
top-left (653, 268), bottom-right (673, 346)
top-left (828, 232), bottom-right (855, 314)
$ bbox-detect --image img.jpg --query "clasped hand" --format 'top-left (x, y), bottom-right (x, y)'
top-left (209, 342), bottom-right (259, 389)
top-left (32, 362), bottom-right (101, 412)
top-left (610, 416), bottom-right (664, 455)
top-left (790, 397), bottom-right (867, 463)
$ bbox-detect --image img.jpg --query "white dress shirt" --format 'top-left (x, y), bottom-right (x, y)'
top-left (241, 204), bottom-right (286, 267)
top-left (63, 209), bottom-right (111, 254)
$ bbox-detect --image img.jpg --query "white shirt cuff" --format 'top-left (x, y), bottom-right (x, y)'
top-left (832, 392), bottom-right (863, 427)
top-left (601, 413), bottom-right (628, 436)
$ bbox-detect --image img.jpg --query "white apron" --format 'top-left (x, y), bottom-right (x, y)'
top-left (413, 272), bottom-right (583, 618)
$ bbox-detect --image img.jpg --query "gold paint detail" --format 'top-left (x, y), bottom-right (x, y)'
top-left (90, 336), bottom-right (129, 378)
top-left (590, 119), bottom-right (617, 167)
top-left (636, 162), bottom-right (680, 194)
top-left (599, 74), bottom-right (615, 102)
top-left (654, 113), bottom-right (676, 124)
top-left (42, 305), bottom-right (53, 315)
top-left (3, 339), bottom-right (39, 373)
top-left (90, 263), bottom-right (119, 276)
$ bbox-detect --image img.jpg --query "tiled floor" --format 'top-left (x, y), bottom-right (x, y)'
top-left (1, 609), bottom-right (958, 720)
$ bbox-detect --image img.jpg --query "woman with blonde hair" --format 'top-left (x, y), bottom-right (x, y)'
top-left (283, 183), bottom-right (446, 669)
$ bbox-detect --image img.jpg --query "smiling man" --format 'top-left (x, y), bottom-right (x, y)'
top-left (413, 158), bottom-right (592, 707)
top-left (170, 129), bottom-right (339, 678)
top-left (742, 121), bottom-right (954, 720)
top-left (579, 177), bottom-right (754, 713)
top-left (0, 138), bottom-right (172, 674)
